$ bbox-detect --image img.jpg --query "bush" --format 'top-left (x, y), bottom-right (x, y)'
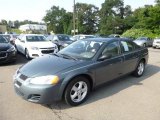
top-left (122, 29), bottom-right (159, 39)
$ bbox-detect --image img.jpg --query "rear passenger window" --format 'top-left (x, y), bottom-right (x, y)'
top-left (121, 41), bottom-right (134, 53)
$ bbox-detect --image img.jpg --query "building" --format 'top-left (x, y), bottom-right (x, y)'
top-left (19, 24), bottom-right (47, 34)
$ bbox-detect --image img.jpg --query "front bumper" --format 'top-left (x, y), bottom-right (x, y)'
top-left (14, 83), bottom-right (62, 104)
top-left (13, 74), bottom-right (62, 104)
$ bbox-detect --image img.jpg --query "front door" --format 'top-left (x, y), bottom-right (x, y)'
top-left (95, 41), bottom-right (125, 86)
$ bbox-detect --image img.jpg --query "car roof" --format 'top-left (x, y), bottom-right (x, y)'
top-left (82, 37), bottom-right (131, 43)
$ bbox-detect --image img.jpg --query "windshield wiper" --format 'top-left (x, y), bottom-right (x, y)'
top-left (60, 53), bottom-right (78, 61)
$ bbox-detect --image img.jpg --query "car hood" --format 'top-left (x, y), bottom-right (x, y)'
top-left (19, 54), bottom-right (83, 77)
top-left (0, 43), bottom-right (12, 51)
top-left (26, 41), bottom-right (56, 48)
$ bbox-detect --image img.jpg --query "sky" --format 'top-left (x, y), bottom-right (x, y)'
top-left (0, 0), bottom-right (155, 22)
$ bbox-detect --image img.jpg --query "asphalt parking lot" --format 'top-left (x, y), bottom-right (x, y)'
top-left (0, 48), bottom-right (160, 120)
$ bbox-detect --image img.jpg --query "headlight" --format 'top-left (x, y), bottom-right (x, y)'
top-left (63, 43), bottom-right (69, 47)
top-left (30, 46), bottom-right (39, 50)
top-left (29, 75), bottom-right (59, 85)
top-left (7, 46), bottom-right (16, 52)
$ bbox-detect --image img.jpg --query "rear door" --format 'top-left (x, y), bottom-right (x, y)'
top-left (120, 40), bottom-right (139, 74)
top-left (95, 41), bottom-right (125, 86)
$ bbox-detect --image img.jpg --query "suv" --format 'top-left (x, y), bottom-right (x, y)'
top-left (15, 34), bottom-right (58, 59)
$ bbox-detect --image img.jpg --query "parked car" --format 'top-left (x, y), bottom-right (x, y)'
top-left (152, 37), bottom-right (160, 48)
top-left (108, 34), bottom-right (120, 38)
top-left (15, 34), bottom-right (58, 59)
top-left (133, 37), bottom-right (153, 47)
top-left (13, 38), bottom-right (148, 106)
top-left (2, 34), bottom-right (19, 45)
top-left (73, 34), bottom-right (96, 41)
top-left (0, 35), bottom-right (17, 64)
top-left (46, 34), bottom-right (74, 50)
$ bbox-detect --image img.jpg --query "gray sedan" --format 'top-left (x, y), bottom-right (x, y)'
top-left (134, 37), bottom-right (153, 47)
top-left (13, 38), bottom-right (148, 106)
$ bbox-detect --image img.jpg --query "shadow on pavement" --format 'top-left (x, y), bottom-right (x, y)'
top-left (45, 64), bottom-right (160, 109)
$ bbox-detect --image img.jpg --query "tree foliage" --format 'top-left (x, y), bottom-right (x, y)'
top-left (75, 3), bottom-right (99, 34)
top-left (43, 6), bottom-right (67, 34)
top-left (99, 0), bottom-right (133, 35)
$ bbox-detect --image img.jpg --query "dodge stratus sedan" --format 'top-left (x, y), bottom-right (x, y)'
top-left (13, 38), bottom-right (148, 106)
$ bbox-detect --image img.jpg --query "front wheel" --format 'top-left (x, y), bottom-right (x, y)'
top-left (64, 77), bottom-right (91, 106)
top-left (143, 43), bottom-right (146, 47)
top-left (133, 60), bottom-right (145, 77)
top-left (25, 49), bottom-right (31, 60)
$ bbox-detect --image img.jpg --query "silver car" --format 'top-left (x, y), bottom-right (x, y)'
top-left (134, 37), bottom-right (153, 47)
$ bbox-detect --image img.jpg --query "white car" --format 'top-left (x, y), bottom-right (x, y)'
top-left (15, 34), bottom-right (58, 59)
top-left (153, 37), bottom-right (160, 48)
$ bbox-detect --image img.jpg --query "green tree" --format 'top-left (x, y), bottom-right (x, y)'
top-left (155, 0), bottom-right (160, 4)
top-left (75, 3), bottom-right (99, 34)
top-left (133, 5), bottom-right (160, 31)
top-left (1, 19), bottom-right (7, 25)
top-left (43, 6), bottom-right (70, 34)
top-left (99, 0), bottom-right (132, 35)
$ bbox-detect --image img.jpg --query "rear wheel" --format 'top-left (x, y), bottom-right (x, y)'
top-left (143, 43), bottom-right (146, 47)
top-left (64, 77), bottom-right (91, 106)
top-left (133, 60), bottom-right (145, 77)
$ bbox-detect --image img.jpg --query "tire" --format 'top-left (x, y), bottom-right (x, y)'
top-left (133, 60), bottom-right (145, 77)
top-left (25, 49), bottom-right (31, 60)
top-left (64, 77), bottom-right (91, 106)
top-left (59, 46), bottom-right (64, 50)
top-left (143, 43), bottom-right (146, 47)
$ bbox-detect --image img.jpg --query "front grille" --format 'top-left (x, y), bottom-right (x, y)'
top-left (19, 74), bottom-right (28, 81)
top-left (0, 52), bottom-right (7, 59)
top-left (41, 50), bottom-right (54, 54)
top-left (40, 47), bottom-right (55, 49)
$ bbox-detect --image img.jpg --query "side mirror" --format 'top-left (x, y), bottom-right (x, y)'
top-left (98, 53), bottom-right (112, 61)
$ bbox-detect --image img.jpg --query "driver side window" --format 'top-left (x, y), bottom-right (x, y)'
top-left (102, 41), bottom-right (120, 58)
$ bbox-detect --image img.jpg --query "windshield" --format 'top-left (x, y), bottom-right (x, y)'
top-left (58, 40), bottom-right (103, 60)
top-left (0, 36), bottom-right (8, 43)
top-left (57, 35), bottom-right (71, 41)
top-left (26, 36), bottom-right (47, 42)
top-left (3, 35), bottom-right (11, 40)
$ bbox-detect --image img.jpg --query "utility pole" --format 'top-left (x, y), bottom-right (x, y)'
top-left (73, 0), bottom-right (76, 35)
